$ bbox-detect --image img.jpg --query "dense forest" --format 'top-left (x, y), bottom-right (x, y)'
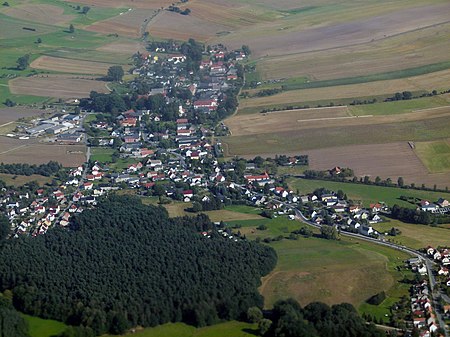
top-left (0, 196), bottom-right (277, 335)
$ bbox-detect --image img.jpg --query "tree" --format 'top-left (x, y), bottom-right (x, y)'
top-left (320, 225), bottom-right (338, 240)
top-left (258, 318), bottom-right (271, 336)
top-left (36, 37), bottom-right (42, 44)
top-left (16, 54), bottom-right (30, 70)
top-left (81, 6), bottom-right (90, 14)
top-left (0, 215), bottom-right (9, 242)
top-left (68, 24), bottom-right (75, 33)
top-left (247, 306), bottom-right (263, 323)
top-left (397, 177), bottom-right (404, 187)
top-left (107, 66), bottom-right (124, 82)
top-left (4, 99), bottom-right (16, 107)
top-left (241, 45), bottom-right (251, 56)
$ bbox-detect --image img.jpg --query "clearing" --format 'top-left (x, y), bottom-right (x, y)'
top-left (9, 75), bottom-right (110, 99)
top-left (23, 314), bottom-right (68, 337)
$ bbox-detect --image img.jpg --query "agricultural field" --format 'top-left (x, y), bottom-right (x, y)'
top-left (30, 56), bottom-right (122, 75)
top-left (0, 173), bottom-right (52, 187)
top-left (286, 177), bottom-right (450, 209)
top-left (0, 137), bottom-right (86, 167)
top-left (9, 75), bottom-right (110, 99)
top-left (0, 107), bottom-right (46, 125)
top-left (414, 139), bottom-right (450, 173)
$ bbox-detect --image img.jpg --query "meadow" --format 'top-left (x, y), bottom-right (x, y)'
top-left (23, 314), bottom-right (67, 337)
top-left (89, 147), bottom-right (115, 163)
top-left (414, 139), bottom-right (450, 173)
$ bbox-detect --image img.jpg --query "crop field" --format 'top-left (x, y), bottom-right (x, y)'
top-left (0, 107), bottom-right (46, 125)
top-left (0, 138), bottom-right (86, 167)
top-left (259, 236), bottom-right (411, 320)
top-left (30, 56), bottom-right (121, 75)
top-left (373, 220), bottom-right (450, 250)
top-left (86, 8), bottom-right (156, 38)
top-left (287, 178), bottom-right (450, 209)
top-left (239, 69), bottom-right (450, 112)
top-left (63, 0), bottom-right (171, 10)
top-left (9, 75), bottom-right (110, 99)
top-left (96, 40), bottom-right (145, 54)
top-left (2, 3), bottom-right (75, 26)
top-left (414, 139), bottom-right (450, 173)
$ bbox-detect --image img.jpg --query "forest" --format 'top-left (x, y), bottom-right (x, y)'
top-left (0, 196), bottom-right (277, 335)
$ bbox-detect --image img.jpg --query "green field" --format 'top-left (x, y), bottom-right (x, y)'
top-left (415, 139), bottom-right (450, 173)
top-left (0, 173), bottom-right (52, 186)
top-left (287, 178), bottom-right (450, 208)
top-left (23, 314), bottom-right (67, 337)
top-left (90, 147), bottom-right (114, 163)
top-left (105, 321), bottom-right (258, 337)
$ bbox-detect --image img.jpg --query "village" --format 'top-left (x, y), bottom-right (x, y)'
top-left (1, 41), bottom-right (450, 337)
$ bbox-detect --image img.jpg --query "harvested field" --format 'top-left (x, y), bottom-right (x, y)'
top-left (86, 8), bottom-right (156, 37)
top-left (0, 107), bottom-right (47, 125)
top-left (227, 106), bottom-right (450, 137)
top-left (9, 75), bottom-right (110, 99)
top-left (0, 137), bottom-right (85, 167)
top-left (30, 56), bottom-right (120, 75)
top-left (219, 3), bottom-right (450, 58)
top-left (96, 40), bottom-right (145, 54)
top-left (240, 69), bottom-right (450, 111)
top-left (2, 4), bottom-right (75, 26)
top-left (255, 23), bottom-right (450, 81)
top-left (63, 0), bottom-right (171, 9)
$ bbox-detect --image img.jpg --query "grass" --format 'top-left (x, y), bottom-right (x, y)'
top-left (23, 314), bottom-right (67, 337)
top-left (415, 139), bottom-right (450, 173)
top-left (287, 177), bottom-right (450, 208)
top-left (372, 219), bottom-right (450, 249)
top-left (0, 173), bottom-right (52, 186)
top-left (90, 147), bottom-right (114, 163)
top-left (257, 233), bottom-right (412, 323)
top-left (104, 321), bottom-right (258, 337)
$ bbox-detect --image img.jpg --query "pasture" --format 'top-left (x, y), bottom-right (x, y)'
top-left (105, 321), bottom-right (258, 337)
top-left (9, 75), bottom-right (110, 99)
top-left (259, 236), bottom-right (412, 322)
top-left (414, 139), bottom-right (450, 173)
top-left (286, 177), bottom-right (450, 209)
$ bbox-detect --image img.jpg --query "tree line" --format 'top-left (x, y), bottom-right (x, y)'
top-left (0, 161), bottom-right (62, 177)
top-left (0, 196), bottom-right (277, 335)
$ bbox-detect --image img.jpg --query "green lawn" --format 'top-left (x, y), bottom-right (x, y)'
top-left (90, 147), bottom-right (115, 163)
top-left (414, 139), bottom-right (450, 173)
top-left (287, 178), bottom-right (450, 208)
top-left (23, 314), bottom-right (67, 337)
top-left (104, 321), bottom-right (258, 337)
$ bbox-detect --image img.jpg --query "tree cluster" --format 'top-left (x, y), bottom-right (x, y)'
top-left (264, 299), bottom-right (383, 337)
top-left (0, 196), bottom-right (277, 335)
top-left (0, 161), bottom-right (61, 176)
top-left (389, 205), bottom-right (437, 225)
top-left (0, 297), bottom-right (29, 337)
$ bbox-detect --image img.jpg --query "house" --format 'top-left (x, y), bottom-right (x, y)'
top-left (244, 172), bottom-right (270, 183)
top-left (359, 225), bottom-right (374, 236)
top-left (83, 182), bottom-right (93, 190)
top-left (437, 198), bottom-right (449, 207)
top-left (370, 203), bottom-right (383, 213)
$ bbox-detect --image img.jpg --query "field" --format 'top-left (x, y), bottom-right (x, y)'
top-left (90, 147), bottom-right (114, 163)
top-left (0, 173), bottom-right (52, 186)
top-left (23, 314), bottom-right (67, 337)
top-left (0, 107), bottom-right (46, 125)
top-left (239, 69), bottom-right (450, 113)
top-left (30, 56), bottom-right (122, 75)
top-left (414, 139), bottom-right (450, 173)
top-left (287, 177), bottom-right (450, 208)
top-left (9, 75), bottom-right (110, 99)
top-left (373, 219), bottom-right (450, 249)
top-left (3, 3), bottom-right (75, 26)
top-left (104, 321), bottom-right (258, 337)
top-left (0, 137), bottom-right (86, 167)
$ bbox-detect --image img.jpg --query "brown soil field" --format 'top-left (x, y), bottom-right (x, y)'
top-left (257, 23), bottom-right (450, 81)
top-left (227, 106), bottom-right (450, 137)
top-left (30, 56), bottom-right (120, 75)
top-left (85, 8), bottom-right (156, 37)
top-left (0, 137), bottom-right (86, 167)
top-left (0, 108), bottom-right (47, 125)
top-left (219, 3), bottom-right (450, 58)
top-left (63, 0), bottom-right (171, 9)
top-left (96, 40), bottom-right (146, 54)
top-left (240, 69), bottom-right (450, 110)
top-left (9, 75), bottom-right (110, 99)
top-left (2, 4), bottom-right (75, 26)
